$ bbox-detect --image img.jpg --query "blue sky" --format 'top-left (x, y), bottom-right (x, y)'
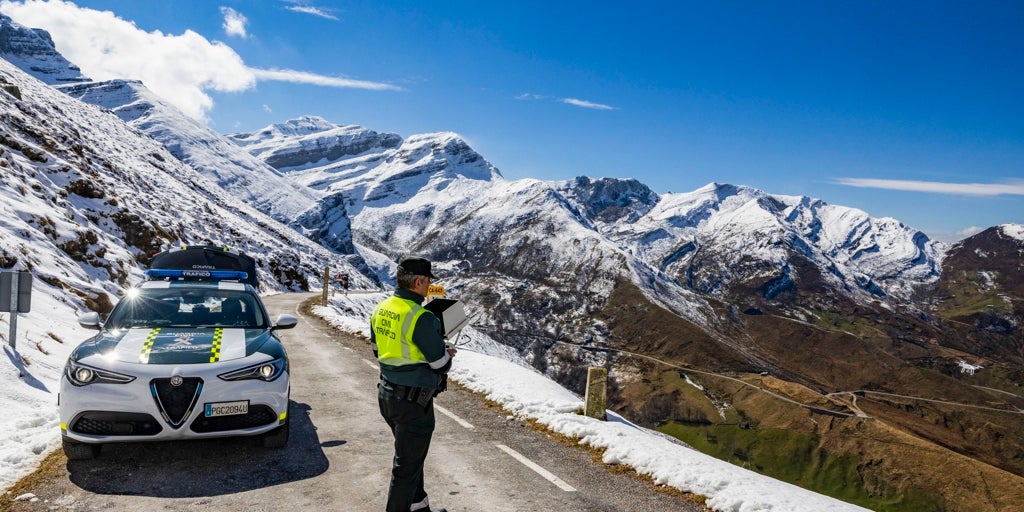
top-left (3, 0), bottom-right (1023, 242)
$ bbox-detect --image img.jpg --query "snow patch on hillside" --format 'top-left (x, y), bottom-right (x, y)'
top-left (315, 293), bottom-right (870, 512)
top-left (1002, 223), bottom-right (1024, 242)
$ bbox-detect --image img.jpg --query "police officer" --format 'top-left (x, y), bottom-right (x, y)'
top-left (371, 255), bottom-right (455, 512)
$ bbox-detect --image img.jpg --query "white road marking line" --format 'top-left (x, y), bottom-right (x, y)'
top-left (435, 405), bottom-right (474, 430)
top-left (495, 444), bottom-right (577, 492)
top-left (362, 359), bottom-right (378, 369)
top-left (291, 305), bottom-right (326, 336)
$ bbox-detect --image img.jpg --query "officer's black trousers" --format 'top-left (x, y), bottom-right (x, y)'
top-left (379, 381), bottom-right (436, 512)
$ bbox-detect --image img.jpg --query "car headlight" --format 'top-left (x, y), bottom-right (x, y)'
top-left (218, 358), bottom-right (287, 382)
top-left (64, 361), bottom-right (136, 386)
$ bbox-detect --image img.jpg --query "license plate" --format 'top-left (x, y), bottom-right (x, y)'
top-left (205, 400), bottom-right (249, 417)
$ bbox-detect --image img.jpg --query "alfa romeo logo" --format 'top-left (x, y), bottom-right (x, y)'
top-left (170, 375), bottom-right (183, 387)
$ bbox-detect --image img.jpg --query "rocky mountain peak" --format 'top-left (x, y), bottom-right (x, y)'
top-left (942, 223), bottom-right (1024, 290)
top-left (560, 176), bottom-right (659, 224)
top-left (228, 117), bottom-right (404, 171)
top-left (390, 131), bottom-right (501, 182)
top-left (260, 115), bottom-right (338, 137)
top-left (59, 79), bottom-right (157, 124)
top-left (0, 13), bottom-right (89, 84)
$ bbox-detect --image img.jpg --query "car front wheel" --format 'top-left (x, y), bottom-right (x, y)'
top-left (261, 421), bottom-right (289, 448)
top-left (62, 436), bottom-right (101, 460)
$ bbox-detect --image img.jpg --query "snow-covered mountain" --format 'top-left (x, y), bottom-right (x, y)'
top-left (54, 78), bottom-right (377, 268)
top-left (58, 80), bottom-right (322, 223)
top-left (0, 13), bottom-right (88, 85)
top-left (0, 57), bottom-right (369, 302)
top-left (1, 14), bottom-right (363, 260)
top-left (573, 180), bottom-right (943, 303)
top-left (229, 117), bottom-right (500, 208)
top-left (932, 224), bottom-right (1024, 362)
top-left (230, 118), bottom-right (942, 324)
top-left (229, 117), bottom-right (505, 277)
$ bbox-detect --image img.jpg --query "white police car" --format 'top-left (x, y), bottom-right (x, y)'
top-left (59, 246), bottom-right (296, 459)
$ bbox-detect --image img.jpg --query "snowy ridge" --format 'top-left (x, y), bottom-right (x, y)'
top-left (230, 118), bottom-right (501, 212)
top-left (59, 79), bottom-right (323, 223)
top-left (0, 57), bottom-right (368, 292)
top-left (0, 14), bottom-right (88, 85)
top-left (1, 15), bottom-right (328, 240)
top-left (229, 116), bottom-right (404, 173)
top-left (587, 182), bottom-right (942, 302)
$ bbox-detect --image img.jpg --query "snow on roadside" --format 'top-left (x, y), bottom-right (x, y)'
top-left (317, 292), bottom-right (870, 512)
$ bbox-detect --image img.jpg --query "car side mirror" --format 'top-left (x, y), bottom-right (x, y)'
top-left (78, 312), bottom-right (102, 330)
top-left (271, 314), bottom-right (298, 331)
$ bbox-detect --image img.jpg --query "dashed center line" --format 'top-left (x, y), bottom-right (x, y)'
top-left (496, 444), bottom-right (577, 492)
top-left (287, 297), bottom-right (576, 496)
top-left (435, 404), bottom-right (474, 429)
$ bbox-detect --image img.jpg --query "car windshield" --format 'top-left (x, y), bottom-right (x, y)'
top-left (105, 287), bottom-right (267, 329)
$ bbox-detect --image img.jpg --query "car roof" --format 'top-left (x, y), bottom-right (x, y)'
top-left (148, 246), bottom-right (259, 288)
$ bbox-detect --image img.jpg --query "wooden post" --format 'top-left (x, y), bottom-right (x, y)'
top-left (7, 275), bottom-right (17, 350)
top-left (321, 267), bottom-right (330, 306)
top-left (584, 366), bottom-right (608, 420)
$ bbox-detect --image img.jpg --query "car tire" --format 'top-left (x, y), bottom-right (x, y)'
top-left (62, 436), bottom-right (101, 460)
top-left (262, 421), bottom-right (289, 448)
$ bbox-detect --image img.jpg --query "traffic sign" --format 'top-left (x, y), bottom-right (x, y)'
top-left (0, 271), bottom-right (31, 313)
top-left (427, 285), bottom-right (445, 298)
top-left (2, 271), bottom-right (32, 350)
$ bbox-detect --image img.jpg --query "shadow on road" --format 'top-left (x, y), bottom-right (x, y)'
top-left (65, 400), bottom-right (331, 497)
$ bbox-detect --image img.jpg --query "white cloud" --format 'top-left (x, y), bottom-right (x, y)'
top-left (2, 0), bottom-right (254, 120)
top-left (835, 178), bottom-right (1024, 196)
top-left (517, 93), bottom-right (616, 110)
top-left (0, 0), bottom-right (397, 122)
top-left (286, 5), bottom-right (339, 21)
top-left (262, 104), bottom-right (273, 113)
top-left (955, 226), bottom-right (985, 238)
top-left (561, 97), bottom-right (616, 110)
top-left (252, 68), bottom-right (401, 91)
top-left (220, 6), bottom-right (248, 38)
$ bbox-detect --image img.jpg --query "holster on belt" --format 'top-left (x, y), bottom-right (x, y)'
top-left (392, 384), bottom-right (433, 407)
top-left (393, 384), bottom-right (410, 401)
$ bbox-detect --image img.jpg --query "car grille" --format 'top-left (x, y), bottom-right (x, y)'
top-left (190, 405), bottom-right (278, 433)
top-left (150, 377), bottom-right (203, 429)
top-left (70, 412), bottom-right (163, 436)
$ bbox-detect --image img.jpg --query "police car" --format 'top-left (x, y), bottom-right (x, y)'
top-left (59, 246), bottom-right (296, 459)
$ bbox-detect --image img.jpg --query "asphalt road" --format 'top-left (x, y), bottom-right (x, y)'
top-left (1, 293), bottom-right (705, 512)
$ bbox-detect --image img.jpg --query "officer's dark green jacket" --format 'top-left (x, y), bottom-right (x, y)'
top-left (370, 287), bottom-right (450, 389)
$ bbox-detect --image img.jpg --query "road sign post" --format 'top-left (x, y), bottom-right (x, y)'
top-left (1, 272), bottom-right (32, 350)
top-left (322, 267), bottom-right (330, 306)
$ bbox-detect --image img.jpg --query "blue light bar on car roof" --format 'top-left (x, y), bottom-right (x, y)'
top-left (145, 269), bottom-right (248, 281)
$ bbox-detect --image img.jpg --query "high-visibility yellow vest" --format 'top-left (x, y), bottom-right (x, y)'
top-left (371, 296), bottom-right (429, 366)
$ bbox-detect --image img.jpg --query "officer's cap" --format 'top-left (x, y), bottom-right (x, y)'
top-left (397, 254), bottom-right (437, 279)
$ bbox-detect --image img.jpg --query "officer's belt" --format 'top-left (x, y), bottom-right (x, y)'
top-left (391, 382), bottom-right (433, 407)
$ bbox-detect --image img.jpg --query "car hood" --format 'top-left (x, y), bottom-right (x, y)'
top-left (74, 327), bottom-right (276, 365)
